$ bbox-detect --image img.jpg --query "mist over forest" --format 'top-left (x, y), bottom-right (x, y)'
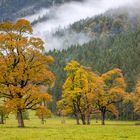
top-left (23, 0), bottom-right (140, 51)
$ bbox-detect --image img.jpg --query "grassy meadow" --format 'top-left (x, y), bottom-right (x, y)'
top-left (0, 112), bottom-right (140, 140)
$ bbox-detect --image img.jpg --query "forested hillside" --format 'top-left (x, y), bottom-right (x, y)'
top-left (47, 13), bottom-right (140, 120)
top-left (54, 9), bottom-right (140, 39)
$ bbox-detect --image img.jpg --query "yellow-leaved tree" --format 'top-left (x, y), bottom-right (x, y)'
top-left (58, 60), bottom-right (101, 125)
top-left (0, 19), bottom-right (55, 127)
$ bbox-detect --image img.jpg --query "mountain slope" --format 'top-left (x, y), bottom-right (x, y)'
top-left (0, 0), bottom-right (84, 22)
top-left (48, 11), bottom-right (140, 51)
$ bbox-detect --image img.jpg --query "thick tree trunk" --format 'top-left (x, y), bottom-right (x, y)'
top-left (0, 113), bottom-right (4, 124)
top-left (17, 110), bottom-right (24, 128)
top-left (101, 111), bottom-right (106, 125)
top-left (81, 114), bottom-right (86, 125)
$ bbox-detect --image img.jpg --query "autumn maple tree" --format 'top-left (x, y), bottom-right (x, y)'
top-left (94, 69), bottom-right (127, 125)
top-left (0, 19), bottom-right (55, 127)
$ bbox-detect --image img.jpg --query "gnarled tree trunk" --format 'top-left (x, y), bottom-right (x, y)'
top-left (101, 111), bottom-right (106, 125)
top-left (81, 114), bottom-right (86, 125)
top-left (0, 113), bottom-right (4, 124)
top-left (17, 110), bottom-right (24, 128)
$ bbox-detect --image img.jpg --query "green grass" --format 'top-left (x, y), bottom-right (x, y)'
top-left (0, 113), bottom-right (140, 140)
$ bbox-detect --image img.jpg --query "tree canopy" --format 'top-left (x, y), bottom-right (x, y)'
top-left (0, 19), bottom-right (55, 127)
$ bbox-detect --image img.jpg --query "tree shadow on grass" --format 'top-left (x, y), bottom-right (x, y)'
top-left (1, 123), bottom-right (140, 129)
top-left (0, 126), bottom-right (51, 129)
top-left (92, 123), bottom-right (138, 126)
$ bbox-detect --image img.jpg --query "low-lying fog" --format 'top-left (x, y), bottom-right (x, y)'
top-left (23, 0), bottom-right (138, 51)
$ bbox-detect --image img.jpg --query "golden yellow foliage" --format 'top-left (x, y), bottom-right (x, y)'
top-left (0, 19), bottom-right (55, 127)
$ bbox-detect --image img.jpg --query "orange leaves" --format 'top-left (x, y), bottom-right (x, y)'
top-left (101, 68), bottom-right (126, 98)
top-left (37, 93), bottom-right (52, 102)
top-left (0, 19), bottom-right (32, 34)
top-left (14, 19), bottom-right (32, 34)
top-left (0, 19), bottom-right (55, 115)
top-left (107, 104), bottom-right (119, 116)
top-left (57, 99), bottom-right (72, 116)
top-left (109, 88), bottom-right (125, 100)
top-left (16, 37), bottom-right (28, 49)
top-left (134, 101), bottom-right (140, 114)
top-left (114, 77), bottom-right (126, 89)
top-left (0, 22), bottom-right (14, 32)
top-left (135, 81), bottom-right (140, 95)
top-left (102, 68), bottom-right (123, 86)
top-left (35, 106), bottom-right (51, 119)
top-left (29, 38), bottom-right (44, 51)
top-left (92, 68), bottom-right (127, 115)
top-left (44, 55), bottom-right (54, 64)
top-left (5, 98), bottom-right (25, 112)
top-left (61, 108), bottom-right (72, 116)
